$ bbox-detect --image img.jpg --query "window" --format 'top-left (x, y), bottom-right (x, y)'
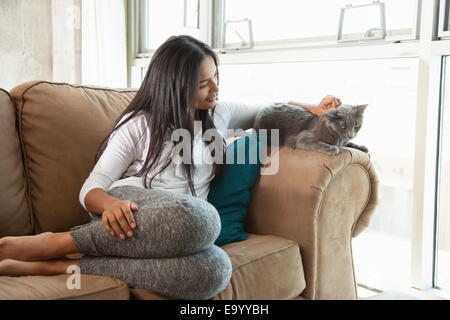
top-left (138, 0), bottom-right (201, 54)
top-left (219, 0), bottom-right (419, 49)
top-left (128, 0), bottom-right (450, 297)
top-left (338, 1), bottom-right (387, 42)
top-left (439, 0), bottom-right (450, 38)
top-left (436, 56), bottom-right (450, 291)
top-left (219, 58), bottom-right (418, 291)
top-left (128, 0), bottom-right (210, 86)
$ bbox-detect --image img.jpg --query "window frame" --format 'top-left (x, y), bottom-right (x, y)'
top-left (127, 0), bottom-right (450, 298)
top-left (215, 0), bottom-right (421, 52)
top-left (137, 0), bottom-right (203, 54)
top-left (337, 1), bottom-right (387, 42)
top-left (127, 0), bottom-right (212, 87)
top-left (438, 0), bottom-right (450, 38)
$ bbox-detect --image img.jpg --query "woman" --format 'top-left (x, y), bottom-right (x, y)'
top-left (0, 35), bottom-right (341, 299)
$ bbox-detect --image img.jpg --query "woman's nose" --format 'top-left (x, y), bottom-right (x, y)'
top-left (211, 80), bottom-right (219, 93)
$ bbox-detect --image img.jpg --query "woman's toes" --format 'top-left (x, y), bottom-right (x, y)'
top-left (0, 237), bottom-right (11, 261)
top-left (0, 232), bottom-right (55, 262)
top-left (0, 258), bottom-right (79, 277)
top-left (0, 259), bottom-right (22, 276)
top-left (0, 259), bottom-right (44, 277)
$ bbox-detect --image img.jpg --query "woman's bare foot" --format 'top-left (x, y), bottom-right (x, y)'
top-left (0, 232), bottom-right (78, 262)
top-left (0, 258), bottom-right (80, 277)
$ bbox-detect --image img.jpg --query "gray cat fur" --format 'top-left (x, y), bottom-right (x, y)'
top-left (253, 103), bottom-right (368, 155)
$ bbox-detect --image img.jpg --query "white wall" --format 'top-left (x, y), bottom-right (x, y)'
top-left (0, 0), bottom-right (81, 91)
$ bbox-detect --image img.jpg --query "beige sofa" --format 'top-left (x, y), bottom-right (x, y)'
top-left (0, 81), bottom-right (379, 300)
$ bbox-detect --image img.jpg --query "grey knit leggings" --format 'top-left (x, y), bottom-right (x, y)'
top-left (69, 186), bottom-right (232, 300)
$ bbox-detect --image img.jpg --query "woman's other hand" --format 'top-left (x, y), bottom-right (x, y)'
top-left (102, 200), bottom-right (138, 239)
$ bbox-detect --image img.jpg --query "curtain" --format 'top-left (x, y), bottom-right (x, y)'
top-left (81, 0), bottom-right (127, 88)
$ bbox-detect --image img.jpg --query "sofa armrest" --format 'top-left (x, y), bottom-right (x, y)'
top-left (245, 146), bottom-right (379, 300)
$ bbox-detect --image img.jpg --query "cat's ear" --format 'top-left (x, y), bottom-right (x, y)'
top-left (325, 109), bottom-right (339, 119)
top-left (355, 104), bottom-right (368, 113)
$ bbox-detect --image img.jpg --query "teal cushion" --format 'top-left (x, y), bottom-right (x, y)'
top-left (207, 133), bottom-right (265, 246)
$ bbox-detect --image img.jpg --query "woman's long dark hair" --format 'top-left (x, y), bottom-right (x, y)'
top-left (94, 35), bottom-right (226, 197)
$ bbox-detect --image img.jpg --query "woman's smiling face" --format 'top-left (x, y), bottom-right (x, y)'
top-left (196, 55), bottom-right (219, 111)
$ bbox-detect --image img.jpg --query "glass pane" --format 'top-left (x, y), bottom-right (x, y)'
top-left (139, 0), bottom-right (200, 53)
top-left (444, 0), bottom-right (450, 32)
top-left (437, 56), bottom-right (450, 290)
top-left (340, 4), bottom-right (384, 40)
top-left (224, 0), bottom-right (416, 43)
top-left (184, 0), bottom-right (199, 29)
top-left (224, 20), bottom-right (252, 48)
top-left (219, 57), bottom-right (419, 291)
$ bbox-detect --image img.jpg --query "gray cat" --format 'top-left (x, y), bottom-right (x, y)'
top-left (253, 103), bottom-right (368, 155)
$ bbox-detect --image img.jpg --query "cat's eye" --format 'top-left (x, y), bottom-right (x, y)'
top-left (339, 121), bottom-right (346, 129)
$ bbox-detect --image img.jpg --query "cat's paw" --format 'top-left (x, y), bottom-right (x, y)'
top-left (323, 146), bottom-right (340, 155)
top-left (284, 136), bottom-right (298, 149)
top-left (350, 145), bottom-right (369, 153)
top-left (358, 145), bottom-right (369, 153)
top-left (345, 143), bottom-right (369, 153)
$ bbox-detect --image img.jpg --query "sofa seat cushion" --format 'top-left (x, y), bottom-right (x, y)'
top-left (214, 234), bottom-right (305, 299)
top-left (0, 234), bottom-right (304, 300)
top-left (129, 234), bottom-right (305, 300)
top-left (0, 274), bottom-right (129, 300)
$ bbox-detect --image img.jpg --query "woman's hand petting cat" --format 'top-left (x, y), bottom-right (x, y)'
top-left (315, 95), bottom-right (342, 117)
top-left (287, 95), bottom-right (342, 117)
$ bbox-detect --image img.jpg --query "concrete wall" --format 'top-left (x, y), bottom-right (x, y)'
top-left (51, 0), bottom-right (82, 84)
top-left (0, 0), bottom-right (81, 91)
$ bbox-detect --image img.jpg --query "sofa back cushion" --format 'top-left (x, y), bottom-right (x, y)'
top-left (10, 81), bottom-right (137, 233)
top-left (0, 89), bottom-right (32, 236)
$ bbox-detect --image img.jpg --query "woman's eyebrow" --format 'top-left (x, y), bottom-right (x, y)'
top-left (200, 70), bottom-right (218, 83)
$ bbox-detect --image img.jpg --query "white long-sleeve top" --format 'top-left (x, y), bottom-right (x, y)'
top-left (79, 100), bottom-right (273, 212)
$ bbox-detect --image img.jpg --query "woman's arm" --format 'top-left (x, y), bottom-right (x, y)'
top-left (79, 139), bottom-right (136, 215)
top-left (83, 188), bottom-right (120, 215)
top-left (79, 113), bottom-right (144, 214)
top-left (79, 113), bottom-right (144, 238)
top-left (222, 100), bottom-right (274, 133)
top-left (220, 95), bottom-right (342, 136)
top-left (288, 95), bottom-right (342, 117)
